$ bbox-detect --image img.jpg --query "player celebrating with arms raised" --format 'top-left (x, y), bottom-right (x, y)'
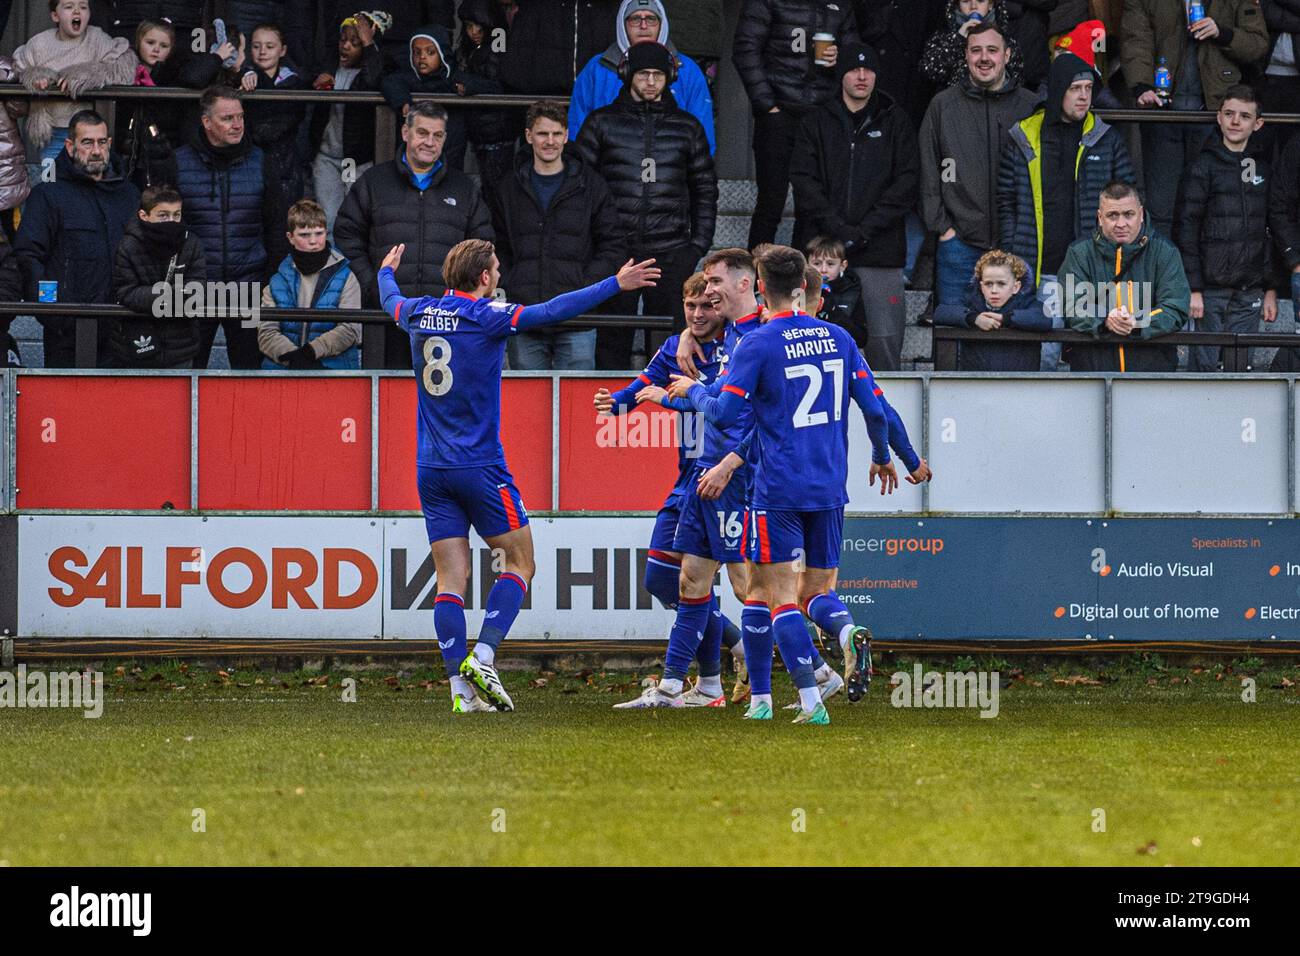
top-left (670, 246), bottom-right (930, 724)
top-left (379, 239), bottom-right (659, 713)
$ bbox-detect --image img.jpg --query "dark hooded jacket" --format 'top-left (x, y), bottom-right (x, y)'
top-left (732, 0), bottom-right (863, 115)
top-left (243, 62), bottom-right (309, 205)
top-left (110, 217), bottom-right (207, 367)
top-left (573, 86), bottom-right (717, 256)
top-left (1003, 0), bottom-right (1057, 91)
top-left (454, 0), bottom-right (514, 145)
top-left (998, 53), bottom-right (1136, 282)
top-left (488, 148), bottom-right (626, 304)
top-left (1176, 136), bottom-right (1273, 291)
top-left (855, 0), bottom-right (947, 130)
top-left (380, 23), bottom-right (469, 168)
top-left (933, 259), bottom-right (1049, 370)
top-left (789, 89), bottom-right (920, 268)
top-left (921, 0), bottom-right (1026, 89)
top-left (13, 149), bottom-right (140, 347)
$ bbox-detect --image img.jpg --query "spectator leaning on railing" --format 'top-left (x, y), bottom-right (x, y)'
top-left (933, 248), bottom-right (1050, 371)
top-left (12, 108), bottom-right (139, 368)
top-left (308, 10), bottom-right (394, 234)
top-left (1061, 181), bottom-right (1190, 372)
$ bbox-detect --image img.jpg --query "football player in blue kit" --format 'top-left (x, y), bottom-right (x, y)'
top-left (379, 238), bottom-right (660, 713)
top-left (670, 245), bottom-right (931, 724)
top-left (594, 272), bottom-right (748, 705)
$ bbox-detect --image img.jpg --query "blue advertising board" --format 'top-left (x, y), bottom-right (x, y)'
top-left (837, 518), bottom-right (1300, 640)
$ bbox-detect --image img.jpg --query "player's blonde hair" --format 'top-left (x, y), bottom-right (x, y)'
top-left (682, 271), bottom-right (708, 300)
top-left (443, 239), bottom-right (496, 292)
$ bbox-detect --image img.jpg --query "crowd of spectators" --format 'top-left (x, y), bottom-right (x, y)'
top-left (0, 1), bottom-right (1299, 373)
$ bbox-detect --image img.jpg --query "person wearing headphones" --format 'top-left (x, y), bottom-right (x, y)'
top-left (574, 41), bottom-right (717, 369)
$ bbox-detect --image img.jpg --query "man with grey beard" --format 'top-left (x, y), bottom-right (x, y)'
top-left (13, 109), bottom-right (139, 367)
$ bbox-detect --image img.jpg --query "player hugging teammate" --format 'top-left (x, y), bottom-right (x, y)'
top-left (656, 244), bottom-right (932, 724)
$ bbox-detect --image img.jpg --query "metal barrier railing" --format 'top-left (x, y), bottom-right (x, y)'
top-left (932, 326), bottom-right (1300, 372)
top-left (0, 302), bottom-right (673, 369)
top-left (0, 84), bottom-right (563, 161)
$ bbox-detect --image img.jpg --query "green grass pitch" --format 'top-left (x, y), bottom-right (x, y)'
top-left (1, 659), bottom-right (1297, 866)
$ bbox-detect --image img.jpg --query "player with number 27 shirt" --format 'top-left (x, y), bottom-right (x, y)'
top-left (378, 239), bottom-right (660, 715)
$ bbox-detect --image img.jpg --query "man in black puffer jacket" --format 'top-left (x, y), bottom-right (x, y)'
top-left (733, 0), bottom-right (861, 250)
top-left (789, 43), bottom-right (918, 371)
top-left (490, 101), bottom-right (626, 369)
top-left (13, 111), bottom-right (140, 368)
top-left (575, 41), bottom-right (716, 368)
top-left (335, 101), bottom-right (493, 369)
top-left (1176, 85), bottom-right (1278, 372)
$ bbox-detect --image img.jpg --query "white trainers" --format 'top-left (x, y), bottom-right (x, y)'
top-left (452, 693), bottom-right (496, 713)
top-left (459, 656), bottom-right (514, 712)
top-left (681, 682), bottom-right (726, 707)
top-left (783, 669), bottom-right (846, 709)
top-left (613, 684), bottom-right (685, 709)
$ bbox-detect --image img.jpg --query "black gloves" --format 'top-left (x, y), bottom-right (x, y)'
top-left (282, 345), bottom-right (321, 369)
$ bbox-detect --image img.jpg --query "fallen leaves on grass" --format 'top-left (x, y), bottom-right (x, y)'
top-left (1054, 675), bottom-right (1103, 686)
top-left (1137, 841), bottom-right (1158, 856)
top-left (529, 678), bottom-right (548, 689)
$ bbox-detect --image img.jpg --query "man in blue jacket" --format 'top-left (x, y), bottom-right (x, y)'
top-left (174, 87), bottom-right (286, 369)
top-left (567, 0), bottom-right (715, 152)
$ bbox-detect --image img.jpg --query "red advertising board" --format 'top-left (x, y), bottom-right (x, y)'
top-left (15, 375), bottom-right (191, 509)
top-left (198, 377), bottom-right (372, 510)
top-left (557, 378), bottom-right (680, 511)
top-left (377, 376), bottom-right (553, 511)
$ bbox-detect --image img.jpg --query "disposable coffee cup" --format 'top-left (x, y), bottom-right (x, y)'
top-left (813, 33), bottom-right (835, 67)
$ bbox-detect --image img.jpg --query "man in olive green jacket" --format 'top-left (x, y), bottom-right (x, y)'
top-left (1062, 181), bottom-right (1190, 372)
top-left (1122, 0), bottom-right (1269, 237)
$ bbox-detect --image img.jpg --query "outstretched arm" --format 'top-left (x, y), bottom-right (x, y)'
top-left (515, 258), bottom-right (660, 331)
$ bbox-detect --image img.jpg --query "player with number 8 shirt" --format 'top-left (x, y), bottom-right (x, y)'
top-left (379, 239), bottom-right (660, 714)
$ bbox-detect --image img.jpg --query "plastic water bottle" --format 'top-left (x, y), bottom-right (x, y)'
top-left (1188, 2), bottom-right (1205, 26)
top-left (1154, 56), bottom-right (1172, 105)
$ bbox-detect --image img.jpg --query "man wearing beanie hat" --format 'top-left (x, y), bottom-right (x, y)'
top-left (789, 40), bottom-right (919, 371)
top-left (575, 40), bottom-right (717, 368)
top-left (998, 50), bottom-right (1134, 368)
top-left (569, 1), bottom-right (715, 152)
